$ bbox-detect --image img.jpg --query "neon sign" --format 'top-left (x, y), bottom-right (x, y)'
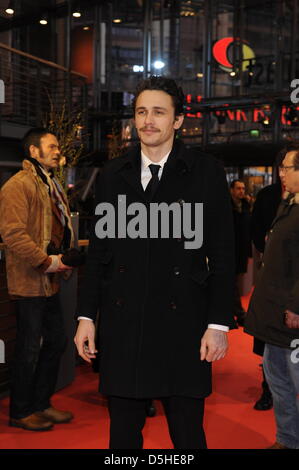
top-left (184, 95), bottom-right (296, 126)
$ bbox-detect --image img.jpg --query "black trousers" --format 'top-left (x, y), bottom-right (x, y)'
top-left (10, 294), bottom-right (67, 419)
top-left (234, 275), bottom-right (244, 315)
top-left (108, 395), bottom-right (207, 449)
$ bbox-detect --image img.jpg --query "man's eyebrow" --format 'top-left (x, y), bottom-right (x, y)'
top-left (136, 106), bottom-right (168, 111)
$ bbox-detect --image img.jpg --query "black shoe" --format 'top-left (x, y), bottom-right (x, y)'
top-left (254, 389), bottom-right (273, 410)
top-left (146, 401), bottom-right (156, 417)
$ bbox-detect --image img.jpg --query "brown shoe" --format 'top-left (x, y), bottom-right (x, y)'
top-left (36, 406), bottom-right (73, 424)
top-left (9, 413), bottom-right (54, 431)
top-left (267, 441), bottom-right (290, 449)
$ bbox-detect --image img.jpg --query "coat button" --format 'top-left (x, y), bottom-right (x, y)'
top-left (174, 266), bottom-right (180, 275)
top-left (119, 265), bottom-right (125, 272)
top-left (116, 298), bottom-right (124, 307)
top-left (170, 301), bottom-right (177, 310)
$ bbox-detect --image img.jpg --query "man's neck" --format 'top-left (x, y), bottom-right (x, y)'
top-left (34, 158), bottom-right (50, 174)
top-left (140, 141), bottom-right (174, 163)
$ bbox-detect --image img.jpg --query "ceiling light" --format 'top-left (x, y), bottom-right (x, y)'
top-left (5, 1), bottom-right (14, 15)
top-left (73, 10), bottom-right (81, 18)
top-left (153, 60), bottom-right (165, 70)
top-left (113, 18), bottom-right (122, 23)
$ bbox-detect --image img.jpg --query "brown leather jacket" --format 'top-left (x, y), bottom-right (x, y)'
top-left (0, 160), bottom-right (71, 297)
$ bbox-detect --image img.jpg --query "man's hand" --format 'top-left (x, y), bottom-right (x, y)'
top-left (284, 310), bottom-right (299, 329)
top-left (45, 254), bottom-right (73, 273)
top-left (74, 320), bottom-right (98, 363)
top-left (200, 328), bottom-right (228, 362)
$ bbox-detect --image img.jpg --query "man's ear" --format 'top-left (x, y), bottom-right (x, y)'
top-left (29, 144), bottom-right (38, 158)
top-left (174, 114), bottom-right (184, 130)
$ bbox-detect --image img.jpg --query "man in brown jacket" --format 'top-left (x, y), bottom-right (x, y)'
top-left (0, 128), bottom-right (74, 431)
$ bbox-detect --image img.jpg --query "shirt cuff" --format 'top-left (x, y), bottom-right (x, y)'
top-left (208, 324), bottom-right (229, 332)
top-left (44, 255), bottom-right (60, 273)
top-left (77, 316), bottom-right (94, 322)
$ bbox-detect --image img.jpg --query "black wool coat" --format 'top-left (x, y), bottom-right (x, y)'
top-left (251, 183), bottom-right (282, 253)
top-left (231, 198), bottom-right (252, 274)
top-left (250, 182), bottom-right (282, 356)
top-left (245, 197), bottom-right (299, 348)
top-left (79, 139), bottom-right (235, 399)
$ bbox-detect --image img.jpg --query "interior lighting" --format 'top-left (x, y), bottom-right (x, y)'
top-left (250, 129), bottom-right (260, 138)
top-left (5, 1), bottom-right (14, 14)
top-left (73, 10), bottom-right (81, 18)
top-left (133, 65), bottom-right (144, 72)
top-left (40, 15), bottom-right (48, 25)
top-left (153, 60), bottom-right (165, 70)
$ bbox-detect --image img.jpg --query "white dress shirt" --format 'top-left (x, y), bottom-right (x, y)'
top-left (79, 149), bottom-right (229, 332)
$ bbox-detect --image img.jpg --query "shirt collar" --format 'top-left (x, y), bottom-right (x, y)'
top-left (141, 150), bottom-right (171, 172)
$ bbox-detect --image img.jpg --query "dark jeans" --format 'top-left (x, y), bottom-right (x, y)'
top-left (108, 396), bottom-right (207, 449)
top-left (10, 294), bottom-right (67, 419)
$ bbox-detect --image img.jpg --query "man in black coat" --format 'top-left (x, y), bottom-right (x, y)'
top-left (74, 77), bottom-right (235, 449)
top-left (250, 180), bottom-right (282, 411)
top-left (230, 180), bottom-right (252, 326)
top-left (245, 142), bottom-right (299, 449)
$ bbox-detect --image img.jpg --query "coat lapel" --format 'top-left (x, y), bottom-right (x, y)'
top-left (117, 145), bottom-right (146, 201)
top-left (155, 139), bottom-right (195, 201)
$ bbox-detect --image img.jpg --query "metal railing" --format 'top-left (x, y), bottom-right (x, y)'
top-left (0, 42), bottom-right (88, 127)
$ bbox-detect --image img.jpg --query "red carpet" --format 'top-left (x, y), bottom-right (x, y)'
top-left (0, 295), bottom-right (276, 449)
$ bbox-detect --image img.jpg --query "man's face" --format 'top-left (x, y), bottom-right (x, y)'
top-left (134, 90), bottom-right (184, 152)
top-left (30, 133), bottom-right (61, 171)
top-left (279, 151), bottom-right (299, 193)
top-left (231, 182), bottom-right (245, 201)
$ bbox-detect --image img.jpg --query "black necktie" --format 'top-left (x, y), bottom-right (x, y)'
top-left (145, 164), bottom-right (161, 199)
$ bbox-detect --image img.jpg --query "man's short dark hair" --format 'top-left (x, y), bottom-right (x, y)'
top-left (280, 141), bottom-right (299, 169)
top-left (22, 127), bottom-right (53, 158)
top-left (230, 179), bottom-right (245, 189)
top-left (132, 76), bottom-right (185, 116)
